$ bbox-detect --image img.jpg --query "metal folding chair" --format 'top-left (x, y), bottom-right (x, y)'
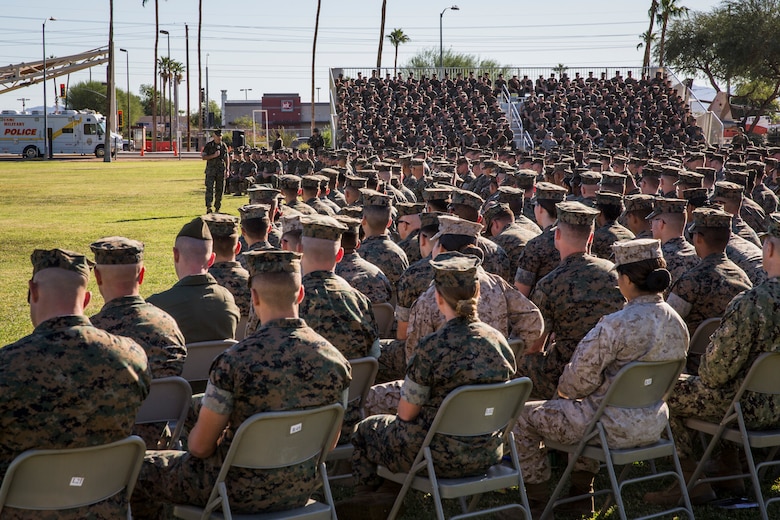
top-left (372, 302), bottom-right (396, 339)
top-left (135, 376), bottom-right (193, 449)
top-left (181, 339), bottom-right (238, 394)
top-left (377, 378), bottom-right (534, 520)
top-left (685, 317), bottom-right (721, 374)
top-left (541, 359), bottom-right (693, 520)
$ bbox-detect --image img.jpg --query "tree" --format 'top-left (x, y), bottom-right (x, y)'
top-left (387, 28), bottom-right (410, 76)
top-left (311, 0), bottom-right (321, 135)
top-left (636, 30), bottom-right (657, 57)
top-left (376, 0), bottom-right (387, 71)
top-left (643, 0), bottom-right (659, 71)
top-left (552, 63), bottom-right (568, 77)
top-left (662, 11), bottom-right (727, 91)
top-left (406, 48), bottom-right (507, 75)
top-left (656, 0), bottom-right (689, 67)
top-left (68, 81), bottom-right (144, 126)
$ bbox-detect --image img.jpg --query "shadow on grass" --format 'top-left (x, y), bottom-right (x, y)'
top-left (114, 215), bottom-right (192, 223)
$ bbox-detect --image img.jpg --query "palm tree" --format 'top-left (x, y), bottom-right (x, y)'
top-left (387, 28), bottom-right (410, 77)
top-left (311, 0), bottom-right (321, 136)
top-left (636, 30), bottom-right (658, 55)
top-left (376, 0), bottom-right (387, 71)
top-left (552, 63), bottom-right (568, 77)
top-left (198, 0), bottom-right (203, 135)
top-left (142, 0), bottom-right (159, 149)
top-left (656, 0), bottom-right (689, 67)
top-left (642, 0), bottom-right (659, 72)
top-left (158, 56), bottom-right (170, 130)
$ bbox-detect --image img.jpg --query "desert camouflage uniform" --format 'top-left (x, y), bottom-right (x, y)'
top-left (591, 221), bottom-right (635, 259)
top-left (515, 294), bottom-right (689, 483)
top-left (358, 234), bottom-right (409, 293)
top-left (661, 237), bottom-right (699, 287)
top-left (209, 261), bottom-right (252, 317)
top-left (352, 316), bottom-right (516, 487)
top-left (514, 225), bottom-right (560, 290)
top-left (131, 318), bottom-right (350, 516)
top-left (0, 315), bottom-right (151, 520)
top-left (727, 234), bottom-right (768, 286)
top-left (335, 251), bottom-right (393, 304)
top-left (519, 252), bottom-right (625, 399)
top-left (491, 222), bottom-right (539, 281)
top-left (477, 236), bottom-right (512, 281)
top-left (397, 229), bottom-right (422, 265)
top-left (237, 240), bottom-right (276, 272)
top-left (668, 277), bottom-right (780, 459)
top-left (305, 196), bottom-right (336, 217)
top-left (667, 252), bottom-right (752, 335)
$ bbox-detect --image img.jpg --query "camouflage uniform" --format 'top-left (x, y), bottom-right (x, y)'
top-left (668, 277), bottom-right (780, 459)
top-left (395, 255), bottom-right (434, 325)
top-left (328, 189), bottom-right (348, 208)
top-left (209, 261), bottom-right (251, 317)
top-left (515, 294), bottom-right (689, 483)
top-left (732, 214), bottom-right (762, 247)
top-left (477, 236), bottom-right (512, 281)
top-left (132, 318), bottom-right (351, 516)
top-left (514, 225), bottom-right (560, 290)
top-left (727, 234), bottom-right (768, 286)
top-left (203, 138), bottom-right (229, 212)
top-left (741, 197), bottom-right (768, 235)
top-left (519, 252), bottom-right (625, 399)
top-left (237, 240), bottom-right (276, 271)
top-left (591, 221), bottom-right (635, 259)
top-left (351, 316), bottom-right (516, 487)
top-left (268, 223), bottom-right (283, 249)
top-left (667, 252), bottom-right (752, 335)
top-left (397, 229), bottom-right (422, 265)
top-left (0, 315), bottom-right (151, 519)
top-left (285, 198), bottom-right (317, 216)
top-left (661, 237), bottom-right (699, 287)
top-left (306, 196), bottom-right (337, 217)
top-left (491, 222), bottom-right (539, 281)
top-left (516, 213), bottom-right (543, 235)
top-left (752, 183), bottom-right (779, 216)
top-left (335, 252), bottom-right (393, 304)
top-left (147, 273), bottom-right (240, 343)
top-left (358, 234), bottom-right (409, 293)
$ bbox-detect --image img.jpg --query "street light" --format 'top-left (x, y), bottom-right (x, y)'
top-left (439, 5), bottom-right (459, 73)
top-left (240, 88), bottom-right (252, 100)
top-left (42, 16), bottom-right (56, 160)
top-left (159, 29), bottom-right (172, 150)
top-left (119, 48), bottom-right (130, 144)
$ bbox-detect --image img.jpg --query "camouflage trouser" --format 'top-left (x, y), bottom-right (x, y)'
top-left (518, 340), bottom-right (578, 400)
top-left (513, 399), bottom-right (599, 484)
top-left (668, 374), bottom-right (733, 460)
top-left (377, 338), bottom-right (407, 384)
top-left (205, 170), bottom-right (224, 211)
top-left (364, 379), bottom-right (403, 417)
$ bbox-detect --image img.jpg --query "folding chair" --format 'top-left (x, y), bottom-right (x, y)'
top-left (377, 378), bottom-right (534, 520)
top-left (685, 317), bottom-right (721, 374)
top-left (0, 436), bottom-right (145, 518)
top-left (135, 376), bottom-right (193, 449)
top-left (235, 316), bottom-right (249, 342)
top-left (326, 357), bottom-right (379, 481)
top-left (372, 302), bottom-right (395, 339)
top-left (685, 351), bottom-right (780, 520)
top-left (181, 339), bottom-right (238, 393)
top-left (541, 359), bottom-right (693, 520)
top-left (173, 403), bottom-right (344, 520)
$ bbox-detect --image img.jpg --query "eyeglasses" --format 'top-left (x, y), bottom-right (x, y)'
top-left (397, 220), bottom-right (410, 227)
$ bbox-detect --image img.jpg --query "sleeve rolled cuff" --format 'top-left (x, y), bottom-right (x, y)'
top-left (201, 381), bottom-right (234, 416)
top-left (400, 376), bottom-right (430, 406)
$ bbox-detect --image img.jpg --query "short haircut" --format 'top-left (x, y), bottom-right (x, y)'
top-left (597, 203), bottom-right (623, 221)
top-left (537, 200), bottom-right (558, 219)
top-left (281, 230), bottom-right (302, 251)
top-left (242, 217), bottom-right (270, 239)
top-left (449, 203), bottom-right (479, 222)
top-left (301, 235), bottom-right (340, 263)
top-left (557, 221), bottom-right (593, 243)
top-left (693, 226), bottom-right (730, 250)
top-left (175, 236), bottom-right (212, 262)
top-left (280, 188), bottom-right (298, 199)
top-left (212, 236), bottom-right (238, 257)
top-left (252, 271), bottom-right (301, 308)
top-left (363, 205), bottom-right (391, 231)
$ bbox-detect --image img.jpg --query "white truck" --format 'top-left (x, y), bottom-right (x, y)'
top-left (0, 109), bottom-right (122, 158)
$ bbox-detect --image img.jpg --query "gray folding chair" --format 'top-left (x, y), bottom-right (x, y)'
top-left (372, 302), bottom-right (395, 339)
top-left (135, 376), bottom-right (193, 449)
top-left (173, 403), bottom-right (344, 520)
top-left (377, 378), bottom-right (534, 520)
top-left (0, 436), bottom-right (145, 518)
top-left (235, 316), bottom-right (249, 342)
top-left (326, 357), bottom-right (379, 480)
top-left (541, 359), bottom-right (692, 520)
top-left (181, 339), bottom-right (238, 393)
top-left (685, 317), bottom-right (721, 374)
top-left (685, 351), bottom-right (780, 520)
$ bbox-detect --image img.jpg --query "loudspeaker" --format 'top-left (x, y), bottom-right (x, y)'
top-left (232, 130), bottom-right (245, 148)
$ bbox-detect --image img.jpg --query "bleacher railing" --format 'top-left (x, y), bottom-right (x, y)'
top-left (328, 68), bottom-right (340, 149)
top-left (500, 85), bottom-right (534, 152)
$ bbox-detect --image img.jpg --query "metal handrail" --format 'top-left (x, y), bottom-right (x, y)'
top-left (328, 68), bottom-right (340, 148)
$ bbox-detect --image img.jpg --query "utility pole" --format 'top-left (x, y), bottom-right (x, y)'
top-left (185, 23), bottom-right (191, 151)
top-left (17, 98), bottom-right (30, 113)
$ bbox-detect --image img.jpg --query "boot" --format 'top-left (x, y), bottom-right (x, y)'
top-left (335, 482), bottom-right (399, 520)
top-left (520, 481), bottom-right (552, 520)
top-left (704, 447), bottom-right (746, 493)
top-left (556, 470), bottom-right (595, 517)
top-left (644, 459), bottom-right (716, 506)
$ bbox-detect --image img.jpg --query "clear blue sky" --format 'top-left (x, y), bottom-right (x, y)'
top-left (2, 0), bottom-right (722, 112)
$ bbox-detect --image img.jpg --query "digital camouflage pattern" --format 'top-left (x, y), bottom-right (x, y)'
top-left (727, 234), bottom-right (768, 286)
top-left (476, 236), bottom-right (512, 281)
top-left (0, 315), bottom-right (151, 519)
top-left (209, 261), bottom-right (252, 317)
top-left (752, 183), bottom-right (779, 216)
top-left (732, 215), bottom-right (762, 247)
top-left (397, 229), bottom-right (422, 265)
top-left (591, 221), bottom-right (635, 259)
top-left (514, 225), bottom-right (560, 289)
top-left (521, 252), bottom-right (625, 399)
top-left (131, 318), bottom-right (350, 516)
top-left (357, 234), bottom-right (409, 292)
top-left (667, 252), bottom-right (752, 335)
top-left (491, 222), bottom-right (539, 280)
top-left (395, 255), bottom-right (434, 323)
top-left (300, 270), bottom-right (380, 360)
top-left (351, 316), bottom-right (516, 487)
top-left (335, 251), bottom-right (393, 304)
top-left (515, 294), bottom-right (688, 483)
top-left (305, 196), bottom-right (337, 217)
top-left (203, 139), bottom-right (229, 212)
top-left (661, 236), bottom-right (700, 288)
top-left (285, 198), bottom-right (317, 216)
top-left (668, 277), bottom-right (780, 459)
top-left (237, 239), bottom-right (277, 272)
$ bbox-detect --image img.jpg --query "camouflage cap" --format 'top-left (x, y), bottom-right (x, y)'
top-left (277, 174), bottom-right (302, 190)
top-left (238, 204), bottom-right (270, 221)
top-left (450, 189), bottom-right (485, 210)
top-left (533, 181), bottom-right (568, 203)
top-left (300, 175), bottom-right (324, 189)
top-left (338, 206), bottom-right (364, 219)
top-left (579, 171), bottom-right (602, 185)
top-left (595, 190), bottom-right (624, 207)
top-left (244, 250), bottom-right (302, 277)
top-left (514, 170), bottom-right (537, 189)
top-left (319, 167), bottom-right (340, 178)
top-left (203, 213), bottom-right (240, 238)
top-left (277, 205), bottom-right (302, 219)
top-left (482, 202), bottom-right (512, 222)
top-left (623, 194), bottom-right (656, 213)
top-left (431, 214), bottom-right (483, 241)
top-left (612, 238), bottom-right (663, 268)
top-left (31, 248), bottom-right (94, 278)
top-left (247, 186), bottom-right (281, 204)
top-left (334, 215), bottom-right (362, 234)
top-left (495, 186), bottom-right (525, 204)
top-left (430, 251), bottom-right (481, 289)
top-left (758, 212), bottom-right (780, 240)
top-left (724, 170), bottom-right (749, 187)
top-left (599, 172), bottom-right (627, 188)
top-left (423, 187), bottom-right (453, 202)
top-left (675, 170), bottom-right (704, 187)
top-left (177, 216), bottom-right (212, 241)
top-left (660, 165), bottom-right (680, 179)
top-left (396, 202), bottom-right (426, 217)
top-left (695, 166), bottom-right (716, 179)
top-left (300, 214), bottom-right (348, 241)
top-left (419, 211), bottom-right (442, 229)
top-left (641, 166), bottom-right (661, 179)
top-left (89, 236), bottom-right (144, 265)
top-left (411, 158), bottom-right (425, 166)
top-left (645, 198), bottom-right (687, 220)
top-left (344, 175), bottom-right (368, 189)
top-left (712, 181), bottom-right (744, 202)
top-left (281, 214), bottom-right (303, 235)
top-left (555, 201), bottom-right (600, 226)
top-left (362, 189), bottom-right (392, 207)
top-left (689, 207), bottom-right (732, 233)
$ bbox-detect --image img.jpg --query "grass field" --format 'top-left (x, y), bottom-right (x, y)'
top-left (0, 158), bottom-right (774, 519)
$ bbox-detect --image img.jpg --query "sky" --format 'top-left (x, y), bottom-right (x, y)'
top-left (2, 0), bottom-right (724, 113)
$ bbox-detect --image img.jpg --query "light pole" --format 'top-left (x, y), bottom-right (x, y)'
top-left (159, 29), bottom-right (172, 150)
top-left (17, 98), bottom-right (30, 113)
top-left (240, 88), bottom-right (252, 100)
top-left (439, 5), bottom-right (459, 74)
top-left (205, 53), bottom-right (210, 128)
top-left (42, 17), bottom-right (56, 160)
top-left (119, 48), bottom-right (130, 143)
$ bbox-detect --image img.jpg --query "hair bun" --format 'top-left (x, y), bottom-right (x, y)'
top-left (646, 268), bottom-right (671, 292)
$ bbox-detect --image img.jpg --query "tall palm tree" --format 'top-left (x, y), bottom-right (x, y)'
top-left (376, 0), bottom-right (387, 71)
top-left (198, 0), bottom-right (203, 135)
top-left (636, 30), bottom-right (658, 55)
top-left (158, 56), bottom-right (170, 129)
top-left (311, 0), bottom-right (321, 136)
top-left (642, 0), bottom-right (659, 72)
top-left (142, 0), bottom-right (159, 149)
top-left (387, 28), bottom-right (410, 77)
top-left (656, 0), bottom-right (689, 67)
